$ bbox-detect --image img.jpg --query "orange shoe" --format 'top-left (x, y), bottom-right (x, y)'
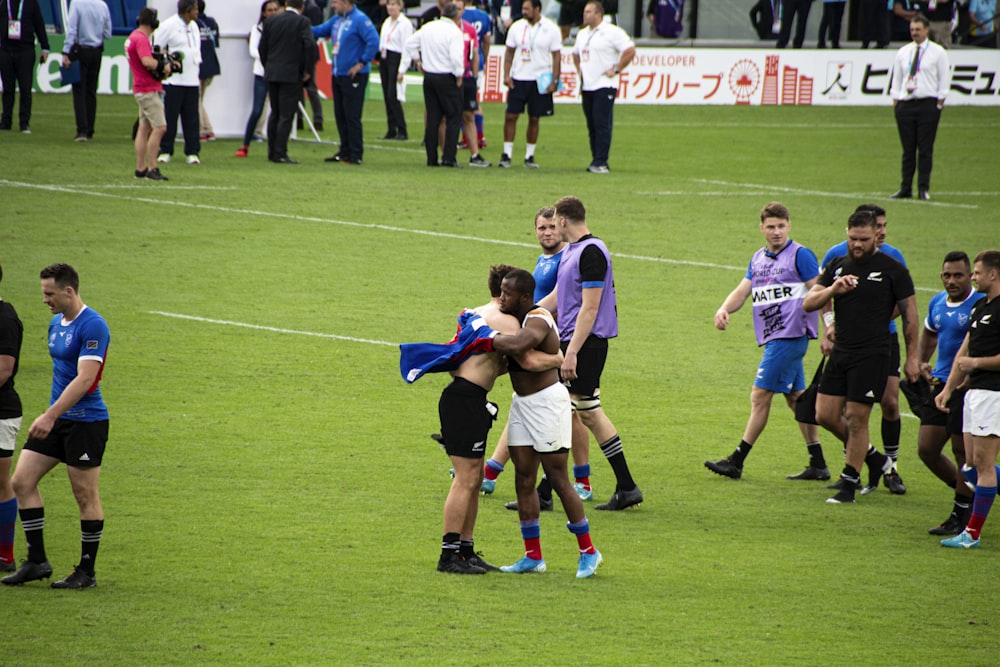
top-left (235, 146), bottom-right (248, 158)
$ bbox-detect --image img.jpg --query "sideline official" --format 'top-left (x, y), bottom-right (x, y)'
top-left (401, 2), bottom-right (465, 167)
top-left (61, 0), bottom-right (111, 142)
top-left (572, 0), bottom-right (634, 174)
top-left (314, 0), bottom-right (380, 165)
top-left (889, 14), bottom-right (950, 201)
top-left (0, 0), bottom-right (50, 133)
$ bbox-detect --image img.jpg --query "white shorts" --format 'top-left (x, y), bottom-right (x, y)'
top-left (0, 416), bottom-right (22, 453)
top-left (964, 389), bottom-right (1000, 438)
top-left (507, 382), bottom-right (572, 453)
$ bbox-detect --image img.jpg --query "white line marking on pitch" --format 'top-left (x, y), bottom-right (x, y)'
top-left (0, 179), bottom-right (962, 292)
top-left (147, 311), bottom-right (398, 347)
top-left (691, 179), bottom-right (979, 209)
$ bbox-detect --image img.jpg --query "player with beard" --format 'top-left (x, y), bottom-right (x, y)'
top-left (803, 210), bottom-right (920, 504)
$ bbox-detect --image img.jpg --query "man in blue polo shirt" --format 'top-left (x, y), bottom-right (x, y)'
top-left (314, 0), bottom-right (380, 165)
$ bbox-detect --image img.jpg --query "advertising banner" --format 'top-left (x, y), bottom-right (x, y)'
top-left (481, 46), bottom-right (1000, 107)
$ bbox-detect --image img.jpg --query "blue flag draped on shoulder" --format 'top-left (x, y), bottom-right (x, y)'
top-left (399, 309), bottom-right (498, 384)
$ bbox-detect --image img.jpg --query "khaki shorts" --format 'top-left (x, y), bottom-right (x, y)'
top-left (135, 92), bottom-right (166, 128)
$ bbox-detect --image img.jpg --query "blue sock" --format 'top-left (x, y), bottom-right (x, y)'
top-left (519, 519), bottom-right (540, 540)
top-left (566, 518), bottom-right (590, 536)
top-left (0, 496), bottom-right (16, 564)
top-left (486, 459), bottom-right (504, 474)
top-left (962, 464), bottom-right (978, 486)
top-left (474, 114), bottom-right (484, 138)
top-left (573, 463), bottom-right (591, 479)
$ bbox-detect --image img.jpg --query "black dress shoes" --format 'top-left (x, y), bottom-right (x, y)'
top-left (918, 189), bottom-right (930, 200)
top-left (271, 156), bottom-right (299, 164)
top-left (888, 190), bottom-right (912, 199)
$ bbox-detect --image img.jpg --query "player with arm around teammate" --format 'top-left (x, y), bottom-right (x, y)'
top-left (491, 269), bottom-right (602, 578)
top-left (938, 251), bottom-right (1000, 549)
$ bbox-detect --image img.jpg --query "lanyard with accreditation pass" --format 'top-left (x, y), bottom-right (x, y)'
top-left (580, 25), bottom-right (601, 62)
top-left (520, 21), bottom-right (541, 62)
top-left (7, 0), bottom-right (24, 40)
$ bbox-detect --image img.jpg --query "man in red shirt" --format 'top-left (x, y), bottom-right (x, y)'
top-left (125, 8), bottom-right (169, 181)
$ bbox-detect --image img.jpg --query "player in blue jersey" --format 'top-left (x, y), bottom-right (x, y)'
top-left (460, 0), bottom-right (492, 149)
top-left (0, 264), bottom-right (23, 572)
top-left (917, 252), bottom-right (983, 535)
top-left (819, 203), bottom-right (908, 495)
top-left (2, 264), bottom-right (110, 590)
top-left (938, 250), bottom-right (1000, 549)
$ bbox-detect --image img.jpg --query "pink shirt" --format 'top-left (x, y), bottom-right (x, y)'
top-left (461, 20), bottom-right (478, 79)
top-left (126, 28), bottom-right (162, 94)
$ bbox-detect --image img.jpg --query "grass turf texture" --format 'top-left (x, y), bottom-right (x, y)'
top-left (2, 93), bottom-right (999, 665)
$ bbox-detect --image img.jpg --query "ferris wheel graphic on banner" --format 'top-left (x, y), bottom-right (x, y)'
top-left (728, 59), bottom-right (761, 105)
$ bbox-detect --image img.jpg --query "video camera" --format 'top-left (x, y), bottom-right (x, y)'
top-left (151, 46), bottom-right (184, 81)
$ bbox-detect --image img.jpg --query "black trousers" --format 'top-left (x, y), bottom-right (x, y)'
top-left (582, 88), bottom-right (615, 167)
top-left (817, 2), bottom-right (845, 47)
top-left (858, 0), bottom-right (889, 48)
top-left (423, 72), bottom-right (461, 165)
top-left (299, 64), bottom-right (323, 125)
top-left (72, 45), bottom-right (104, 137)
top-left (894, 98), bottom-right (941, 193)
top-left (333, 73), bottom-right (368, 161)
top-left (267, 80), bottom-right (302, 160)
top-left (776, 0), bottom-right (814, 48)
top-left (380, 50), bottom-right (407, 136)
top-left (0, 47), bottom-right (35, 130)
top-left (160, 84), bottom-right (202, 157)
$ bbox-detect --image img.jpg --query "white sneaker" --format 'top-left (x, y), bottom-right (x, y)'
top-left (157, 154), bottom-right (171, 163)
top-left (186, 155), bottom-right (200, 165)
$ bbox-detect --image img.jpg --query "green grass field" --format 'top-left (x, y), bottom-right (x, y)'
top-left (2, 92), bottom-right (999, 665)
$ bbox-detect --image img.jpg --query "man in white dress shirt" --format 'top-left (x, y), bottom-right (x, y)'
top-left (572, 1), bottom-right (634, 174)
top-left (154, 0), bottom-right (204, 165)
top-left (889, 14), bottom-right (950, 201)
top-left (401, 2), bottom-right (465, 167)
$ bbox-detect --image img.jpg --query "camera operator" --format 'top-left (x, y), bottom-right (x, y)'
top-left (154, 0), bottom-right (204, 165)
top-left (126, 8), bottom-right (170, 181)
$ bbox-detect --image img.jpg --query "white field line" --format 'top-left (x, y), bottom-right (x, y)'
top-left (0, 178), bottom-right (959, 292)
top-left (147, 311), bottom-right (397, 347)
top-left (691, 179), bottom-right (980, 210)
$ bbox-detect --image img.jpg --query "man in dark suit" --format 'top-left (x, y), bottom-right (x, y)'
top-left (259, 0), bottom-right (318, 164)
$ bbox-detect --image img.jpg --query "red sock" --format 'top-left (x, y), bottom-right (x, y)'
top-left (524, 537), bottom-right (542, 561)
top-left (576, 476), bottom-right (591, 491)
top-left (484, 465), bottom-right (500, 482)
top-left (576, 532), bottom-right (596, 555)
top-left (967, 515), bottom-right (986, 540)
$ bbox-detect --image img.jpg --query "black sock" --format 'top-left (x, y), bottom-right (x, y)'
top-left (440, 532), bottom-right (460, 560)
top-left (842, 464), bottom-right (860, 484)
top-left (536, 476), bottom-right (552, 502)
top-left (954, 492), bottom-right (972, 518)
top-left (806, 442), bottom-right (826, 468)
top-left (731, 440), bottom-right (753, 466)
top-left (19, 507), bottom-right (46, 564)
top-left (460, 539), bottom-right (476, 558)
top-left (80, 519), bottom-right (103, 575)
top-left (599, 434), bottom-right (636, 491)
top-left (864, 445), bottom-right (886, 469)
top-left (881, 418), bottom-right (901, 462)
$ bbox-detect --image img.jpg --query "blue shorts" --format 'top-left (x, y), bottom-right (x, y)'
top-left (754, 336), bottom-right (808, 394)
